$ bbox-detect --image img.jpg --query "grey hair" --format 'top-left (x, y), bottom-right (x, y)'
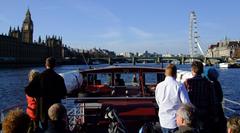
top-left (48, 103), bottom-right (67, 121)
top-left (176, 104), bottom-right (195, 126)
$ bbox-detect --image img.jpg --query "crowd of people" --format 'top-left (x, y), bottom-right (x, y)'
top-left (0, 58), bottom-right (240, 133)
top-left (155, 61), bottom-right (239, 133)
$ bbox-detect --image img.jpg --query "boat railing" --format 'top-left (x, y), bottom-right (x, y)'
top-left (0, 103), bottom-right (26, 121)
top-left (62, 97), bottom-right (156, 131)
top-left (223, 98), bottom-right (240, 118)
top-left (1, 97), bottom-right (239, 132)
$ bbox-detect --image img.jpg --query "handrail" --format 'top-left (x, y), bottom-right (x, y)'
top-left (66, 96), bottom-right (155, 100)
top-left (1, 103), bottom-right (26, 113)
top-left (224, 98), bottom-right (240, 106)
top-left (223, 98), bottom-right (240, 116)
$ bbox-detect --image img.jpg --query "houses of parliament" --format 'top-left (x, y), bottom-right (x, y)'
top-left (0, 9), bottom-right (67, 65)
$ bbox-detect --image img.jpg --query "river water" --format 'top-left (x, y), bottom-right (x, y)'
top-left (0, 64), bottom-right (239, 115)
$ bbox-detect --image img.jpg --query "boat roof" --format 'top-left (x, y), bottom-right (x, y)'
top-left (80, 65), bottom-right (165, 74)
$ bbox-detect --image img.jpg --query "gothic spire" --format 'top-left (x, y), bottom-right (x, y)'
top-left (23, 8), bottom-right (33, 23)
top-left (26, 8), bottom-right (31, 17)
top-left (8, 26), bottom-right (12, 36)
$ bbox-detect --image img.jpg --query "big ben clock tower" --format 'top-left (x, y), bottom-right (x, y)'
top-left (22, 9), bottom-right (33, 43)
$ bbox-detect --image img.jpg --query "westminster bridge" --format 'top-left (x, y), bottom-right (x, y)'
top-left (87, 56), bottom-right (226, 65)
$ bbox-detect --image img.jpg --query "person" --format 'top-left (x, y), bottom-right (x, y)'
top-left (25, 69), bottom-right (40, 132)
top-left (44, 103), bottom-right (69, 133)
top-left (207, 68), bottom-right (227, 133)
top-left (2, 108), bottom-right (31, 133)
top-left (132, 73), bottom-right (138, 83)
top-left (155, 64), bottom-right (191, 133)
top-left (114, 73), bottom-right (125, 86)
top-left (174, 104), bottom-right (198, 133)
top-left (25, 57), bottom-right (67, 130)
top-left (184, 61), bottom-right (217, 133)
top-left (227, 116), bottom-right (240, 133)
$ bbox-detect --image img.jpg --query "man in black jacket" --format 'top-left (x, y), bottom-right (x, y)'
top-left (26, 57), bottom-right (67, 130)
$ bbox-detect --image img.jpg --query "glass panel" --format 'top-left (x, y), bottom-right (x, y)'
top-left (115, 73), bottom-right (139, 86)
top-left (144, 72), bottom-right (157, 85)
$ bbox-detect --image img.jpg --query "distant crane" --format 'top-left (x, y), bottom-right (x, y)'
top-left (189, 11), bottom-right (205, 57)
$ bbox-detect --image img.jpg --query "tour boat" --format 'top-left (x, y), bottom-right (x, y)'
top-left (61, 65), bottom-right (165, 132)
top-left (1, 65), bottom-right (240, 133)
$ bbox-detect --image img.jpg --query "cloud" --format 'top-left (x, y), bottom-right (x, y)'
top-left (74, 2), bottom-right (121, 23)
top-left (129, 26), bottom-right (153, 38)
top-left (97, 31), bottom-right (121, 38)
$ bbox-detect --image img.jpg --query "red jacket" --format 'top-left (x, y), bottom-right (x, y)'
top-left (26, 94), bottom-right (37, 120)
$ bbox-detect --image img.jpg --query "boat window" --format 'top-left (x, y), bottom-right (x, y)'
top-left (115, 73), bottom-right (139, 86)
top-left (87, 73), bottom-right (104, 85)
top-left (97, 73), bottom-right (112, 85)
top-left (144, 72), bottom-right (162, 85)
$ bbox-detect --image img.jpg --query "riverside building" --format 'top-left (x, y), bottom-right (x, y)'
top-left (0, 9), bottom-right (65, 64)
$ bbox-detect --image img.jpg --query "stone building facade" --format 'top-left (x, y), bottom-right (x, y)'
top-left (206, 39), bottom-right (240, 59)
top-left (0, 9), bottom-right (64, 64)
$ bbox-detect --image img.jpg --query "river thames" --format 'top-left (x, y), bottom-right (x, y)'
top-left (0, 64), bottom-right (240, 116)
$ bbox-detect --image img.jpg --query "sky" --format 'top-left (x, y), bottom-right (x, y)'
top-left (1, 0), bottom-right (240, 54)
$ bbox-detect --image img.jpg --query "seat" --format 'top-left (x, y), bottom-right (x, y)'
top-left (111, 86), bottom-right (127, 97)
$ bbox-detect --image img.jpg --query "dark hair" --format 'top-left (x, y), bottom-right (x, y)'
top-left (191, 61), bottom-right (203, 75)
top-left (46, 57), bottom-right (56, 68)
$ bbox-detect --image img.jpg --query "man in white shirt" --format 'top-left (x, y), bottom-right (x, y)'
top-left (155, 64), bottom-right (190, 133)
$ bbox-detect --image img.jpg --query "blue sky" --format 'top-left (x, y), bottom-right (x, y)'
top-left (0, 0), bottom-right (240, 54)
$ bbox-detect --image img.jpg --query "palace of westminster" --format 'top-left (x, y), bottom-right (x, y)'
top-left (0, 9), bottom-right (73, 64)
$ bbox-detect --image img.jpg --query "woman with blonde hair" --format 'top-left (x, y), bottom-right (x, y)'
top-left (25, 69), bottom-right (40, 132)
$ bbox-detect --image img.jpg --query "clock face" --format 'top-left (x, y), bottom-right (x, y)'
top-left (24, 25), bottom-right (28, 30)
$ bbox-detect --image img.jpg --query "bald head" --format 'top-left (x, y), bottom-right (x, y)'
top-left (165, 64), bottom-right (177, 78)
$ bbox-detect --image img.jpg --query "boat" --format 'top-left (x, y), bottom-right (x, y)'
top-left (62, 65), bottom-right (165, 132)
top-left (1, 66), bottom-right (240, 133)
top-left (235, 59), bottom-right (240, 65)
top-left (219, 62), bottom-right (240, 68)
top-left (219, 62), bottom-right (230, 68)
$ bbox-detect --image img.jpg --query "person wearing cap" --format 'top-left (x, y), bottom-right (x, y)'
top-left (207, 68), bottom-right (226, 133)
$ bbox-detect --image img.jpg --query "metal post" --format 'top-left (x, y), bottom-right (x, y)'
top-left (108, 57), bottom-right (113, 65)
top-left (181, 56), bottom-right (185, 64)
top-left (157, 56), bottom-right (161, 64)
top-left (132, 57), bottom-right (136, 66)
